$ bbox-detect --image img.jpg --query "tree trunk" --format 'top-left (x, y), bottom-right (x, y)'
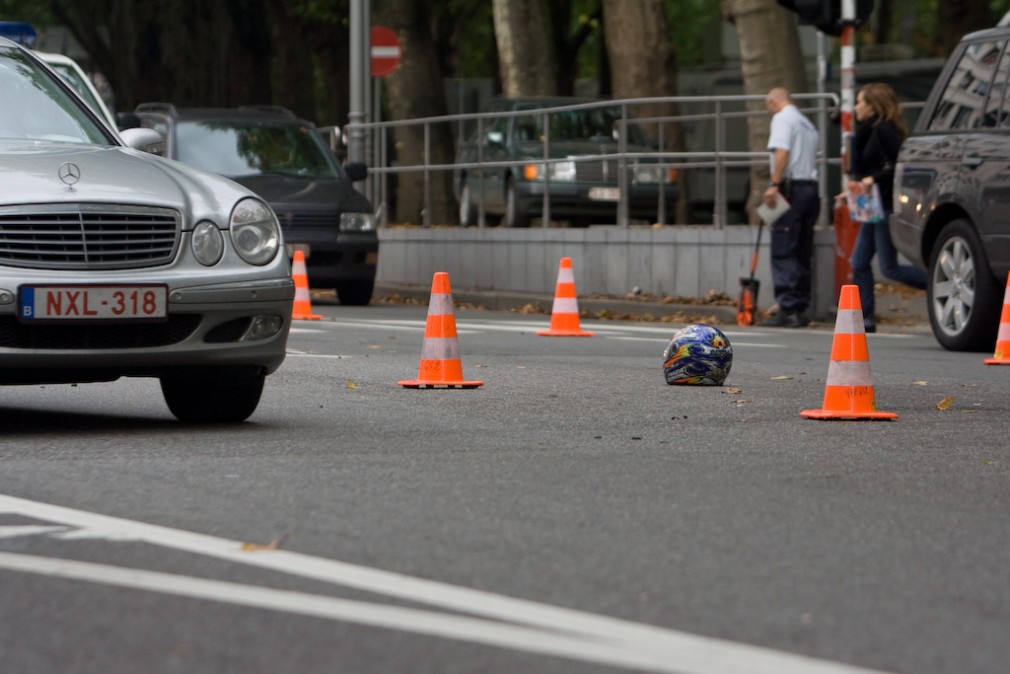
top-left (724, 0), bottom-right (807, 223)
top-left (601, 0), bottom-right (690, 224)
top-left (375, 0), bottom-right (457, 225)
top-left (492, 0), bottom-right (557, 96)
top-left (939, 0), bottom-right (993, 56)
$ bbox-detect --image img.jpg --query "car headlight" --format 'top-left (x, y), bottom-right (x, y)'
top-left (191, 220), bottom-right (224, 266)
top-left (522, 161), bottom-right (577, 182)
top-left (633, 165), bottom-right (678, 184)
top-left (231, 198), bottom-right (280, 265)
top-left (340, 212), bottom-right (375, 232)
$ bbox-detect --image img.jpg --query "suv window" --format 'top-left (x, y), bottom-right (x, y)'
top-left (929, 39), bottom-right (1005, 131)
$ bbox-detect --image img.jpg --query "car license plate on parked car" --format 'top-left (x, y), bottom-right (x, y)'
top-left (588, 187), bottom-right (620, 201)
top-left (18, 285), bottom-right (168, 321)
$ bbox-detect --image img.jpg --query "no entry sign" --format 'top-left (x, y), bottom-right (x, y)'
top-left (371, 25), bottom-right (401, 77)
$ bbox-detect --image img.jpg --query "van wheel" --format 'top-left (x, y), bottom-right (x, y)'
top-left (927, 218), bottom-right (1001, 351)
top-left (337, 279), bottom-right (374, 306)
top-left (503, 180), bottom-right (530, 228)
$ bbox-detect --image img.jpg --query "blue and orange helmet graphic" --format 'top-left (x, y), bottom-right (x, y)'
top-left (662, 324), bottom-right (732, 385)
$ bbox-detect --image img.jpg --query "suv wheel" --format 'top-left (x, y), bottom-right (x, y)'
top-left (503, 180), bottom-right (530, 228)
top-left (927, 218), bottom-right (1001, 351)
top-left (161, 373), bottom-right (265, 422)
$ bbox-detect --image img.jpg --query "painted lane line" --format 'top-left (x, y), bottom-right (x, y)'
top-left (0, 494), bottom-right (892, 674)
top-left (0, 525), bottom-right (69, 539)
top-left (0, 552), bottom-right (690, 673)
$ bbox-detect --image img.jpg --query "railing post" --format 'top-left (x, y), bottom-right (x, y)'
top-left (617, 103), bottom-right (629, 227)
top-left (713, 99), bottom-right (725, 229)
top-left (423, 122), bottom-right (431, 227)
top-left (541, 110), bottom-right (551, 227)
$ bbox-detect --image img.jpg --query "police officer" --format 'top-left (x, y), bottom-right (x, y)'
top-left (762, 87), bottom-right (820, 328)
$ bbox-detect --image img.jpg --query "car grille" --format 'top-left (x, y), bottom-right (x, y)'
top-left (280, 212), bottom-right (336, 228)
top-left (0, 315), bottom-right (201, 349)
top-left (576, 159), bottom-right (619, 184)
top-left (0, 205), bottom-right (180, 270)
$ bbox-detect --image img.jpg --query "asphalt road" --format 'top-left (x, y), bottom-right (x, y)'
top-left (0, 301), bottom-right (1007, 674)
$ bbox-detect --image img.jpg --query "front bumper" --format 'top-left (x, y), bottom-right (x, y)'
top-left (0, 275), bottom-right (294, 385)
top-left (515, 182), bottom-right (679, 221)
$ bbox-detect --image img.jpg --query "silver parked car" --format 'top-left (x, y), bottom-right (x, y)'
top-left (0, 37), bottom-right (294, 421)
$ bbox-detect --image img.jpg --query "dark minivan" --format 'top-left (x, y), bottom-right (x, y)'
top-left (891, 27), bottom-right (1010, 351)
top-left (134, 104), bottom-right (378, 305)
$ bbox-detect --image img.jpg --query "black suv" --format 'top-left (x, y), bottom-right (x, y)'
top-left (891, 27), bottom-right (1010, 350)
top-left (133, 104), bottom-right (378, 305)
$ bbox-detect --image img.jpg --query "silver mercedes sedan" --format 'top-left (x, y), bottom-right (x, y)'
top-left (0, 37), bottom-right (294, 422)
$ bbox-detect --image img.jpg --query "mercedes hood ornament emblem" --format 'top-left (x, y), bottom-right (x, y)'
top-left (58, 162), bottom-right (81, 190)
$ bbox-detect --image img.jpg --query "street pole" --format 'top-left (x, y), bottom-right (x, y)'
top-left (839, 0), bottom-right (856, 185)
top-left (348, 0), bottom-right (366, 179)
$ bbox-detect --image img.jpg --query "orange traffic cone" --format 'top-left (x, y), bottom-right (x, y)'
top-left (537, 257), bottom-right (594, 337)
top-left (398, 272), bottom-right (483, 389)
top-left (984, 271), bottom-right (1010, 365)
top-left (801, 284), bottom-right (897, 420)
top-left (291, 250), bottom-right (322, 320)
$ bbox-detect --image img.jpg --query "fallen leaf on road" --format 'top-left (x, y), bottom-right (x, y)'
top-left (935, 396), bottom-right (955, 411)
top-left (346, 380), bottom-right (358, 389)
top-left (771, 375), bottom-right (793, 381)
top-left (913, 380), bottom-right (928, 386)
top-left (241, 540), bottom-right (282, 551)
top-left (724, 387), bottom-right (743, 394)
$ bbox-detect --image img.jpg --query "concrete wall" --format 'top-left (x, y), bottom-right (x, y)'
top-left (377, 225), bottom-right (840, 319)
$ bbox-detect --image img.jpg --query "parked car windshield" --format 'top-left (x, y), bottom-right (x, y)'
top-left (175, 121), bottom-right (339, 179)
top-left (515, 107), bottom-right (649, 144)
top-left (0, 47), bottom-right (110, 144)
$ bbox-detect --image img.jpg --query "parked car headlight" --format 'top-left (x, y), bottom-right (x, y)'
top-left (191, 220), bottom-right (224, 266)
top-left (340, 212), bottom-right (375, 232)
top-left (633, 165), bottom-right (678, 184)
top-left (230, 198), bottom-right (280, 265)
top-left (522, 160), bottom-right (576, 182)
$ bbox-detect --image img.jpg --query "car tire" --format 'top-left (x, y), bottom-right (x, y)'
top-left (160, 373), bottom-right (265, 423)
top-left (927, 218), bottom-right (1001, 352)
top-left (337, 279), bottom-right (374, 306)
top-left (458, 182), bottom-right (476, 227)
top-left (503, 180), bottom-right (530, 228)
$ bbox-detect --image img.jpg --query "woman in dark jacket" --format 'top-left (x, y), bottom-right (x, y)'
top-left (847, 82), bottom-right (927, 333)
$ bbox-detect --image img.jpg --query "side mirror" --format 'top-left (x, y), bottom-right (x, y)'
top-left (119, 127), bottom-right (165, 156)
top-left (344, 161), bottom-right (368, 182)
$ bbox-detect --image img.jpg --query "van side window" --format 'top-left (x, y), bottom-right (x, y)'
top-left (929, 39), bottom-right (1005, 131)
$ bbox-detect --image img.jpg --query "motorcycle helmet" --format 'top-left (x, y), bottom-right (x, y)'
top-left (662, 324), bottom-right (732, 385)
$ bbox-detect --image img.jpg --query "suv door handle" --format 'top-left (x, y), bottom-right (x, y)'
top-left (962, 155), bottom-right (984, 167)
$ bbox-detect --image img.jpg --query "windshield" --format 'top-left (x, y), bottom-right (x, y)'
top-left (516, 106), bottom-right (649, 144)
top-left (176, 121), bottom-right (339, 179)
top-left (0, 47), bottom-right (112, 144)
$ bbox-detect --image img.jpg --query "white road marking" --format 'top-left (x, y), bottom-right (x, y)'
top-left (0, 493), bottom-right (892, 674)
top-left (0, 525), bottom-right (69, 539)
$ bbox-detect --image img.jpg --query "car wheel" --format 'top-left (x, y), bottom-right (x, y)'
top-left (337, 279), bottom-right (374, 306)
top-left (503, 180), bottom-right (530, 228)
top-left (458, 182), bottom-right (476, 227)
top-left (927, 218), bottom-right (1001, 352)
top-left (160, 373), bottom-right (265, 423)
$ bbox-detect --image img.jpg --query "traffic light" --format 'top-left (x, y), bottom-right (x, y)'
top-left (776, 0), bottom-right (874, 36)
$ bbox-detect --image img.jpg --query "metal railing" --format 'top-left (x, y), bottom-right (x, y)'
top-left (343, 93), bottom-right (842, 228)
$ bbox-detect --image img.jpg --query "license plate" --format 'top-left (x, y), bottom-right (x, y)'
top-left (588, 187), bottom-right (620, 201)
top-left (19, 285), bottom-right (168, 321)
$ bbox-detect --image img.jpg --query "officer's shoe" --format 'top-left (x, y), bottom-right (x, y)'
top-left (761, 310), bottom-right (809, 328)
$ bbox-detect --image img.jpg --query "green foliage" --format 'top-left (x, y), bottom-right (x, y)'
top-left (666, 0), bottom-right (724, 66)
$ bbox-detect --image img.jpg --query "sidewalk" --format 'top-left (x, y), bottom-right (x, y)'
top-left (372, 281), bottom-right (930, 335)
